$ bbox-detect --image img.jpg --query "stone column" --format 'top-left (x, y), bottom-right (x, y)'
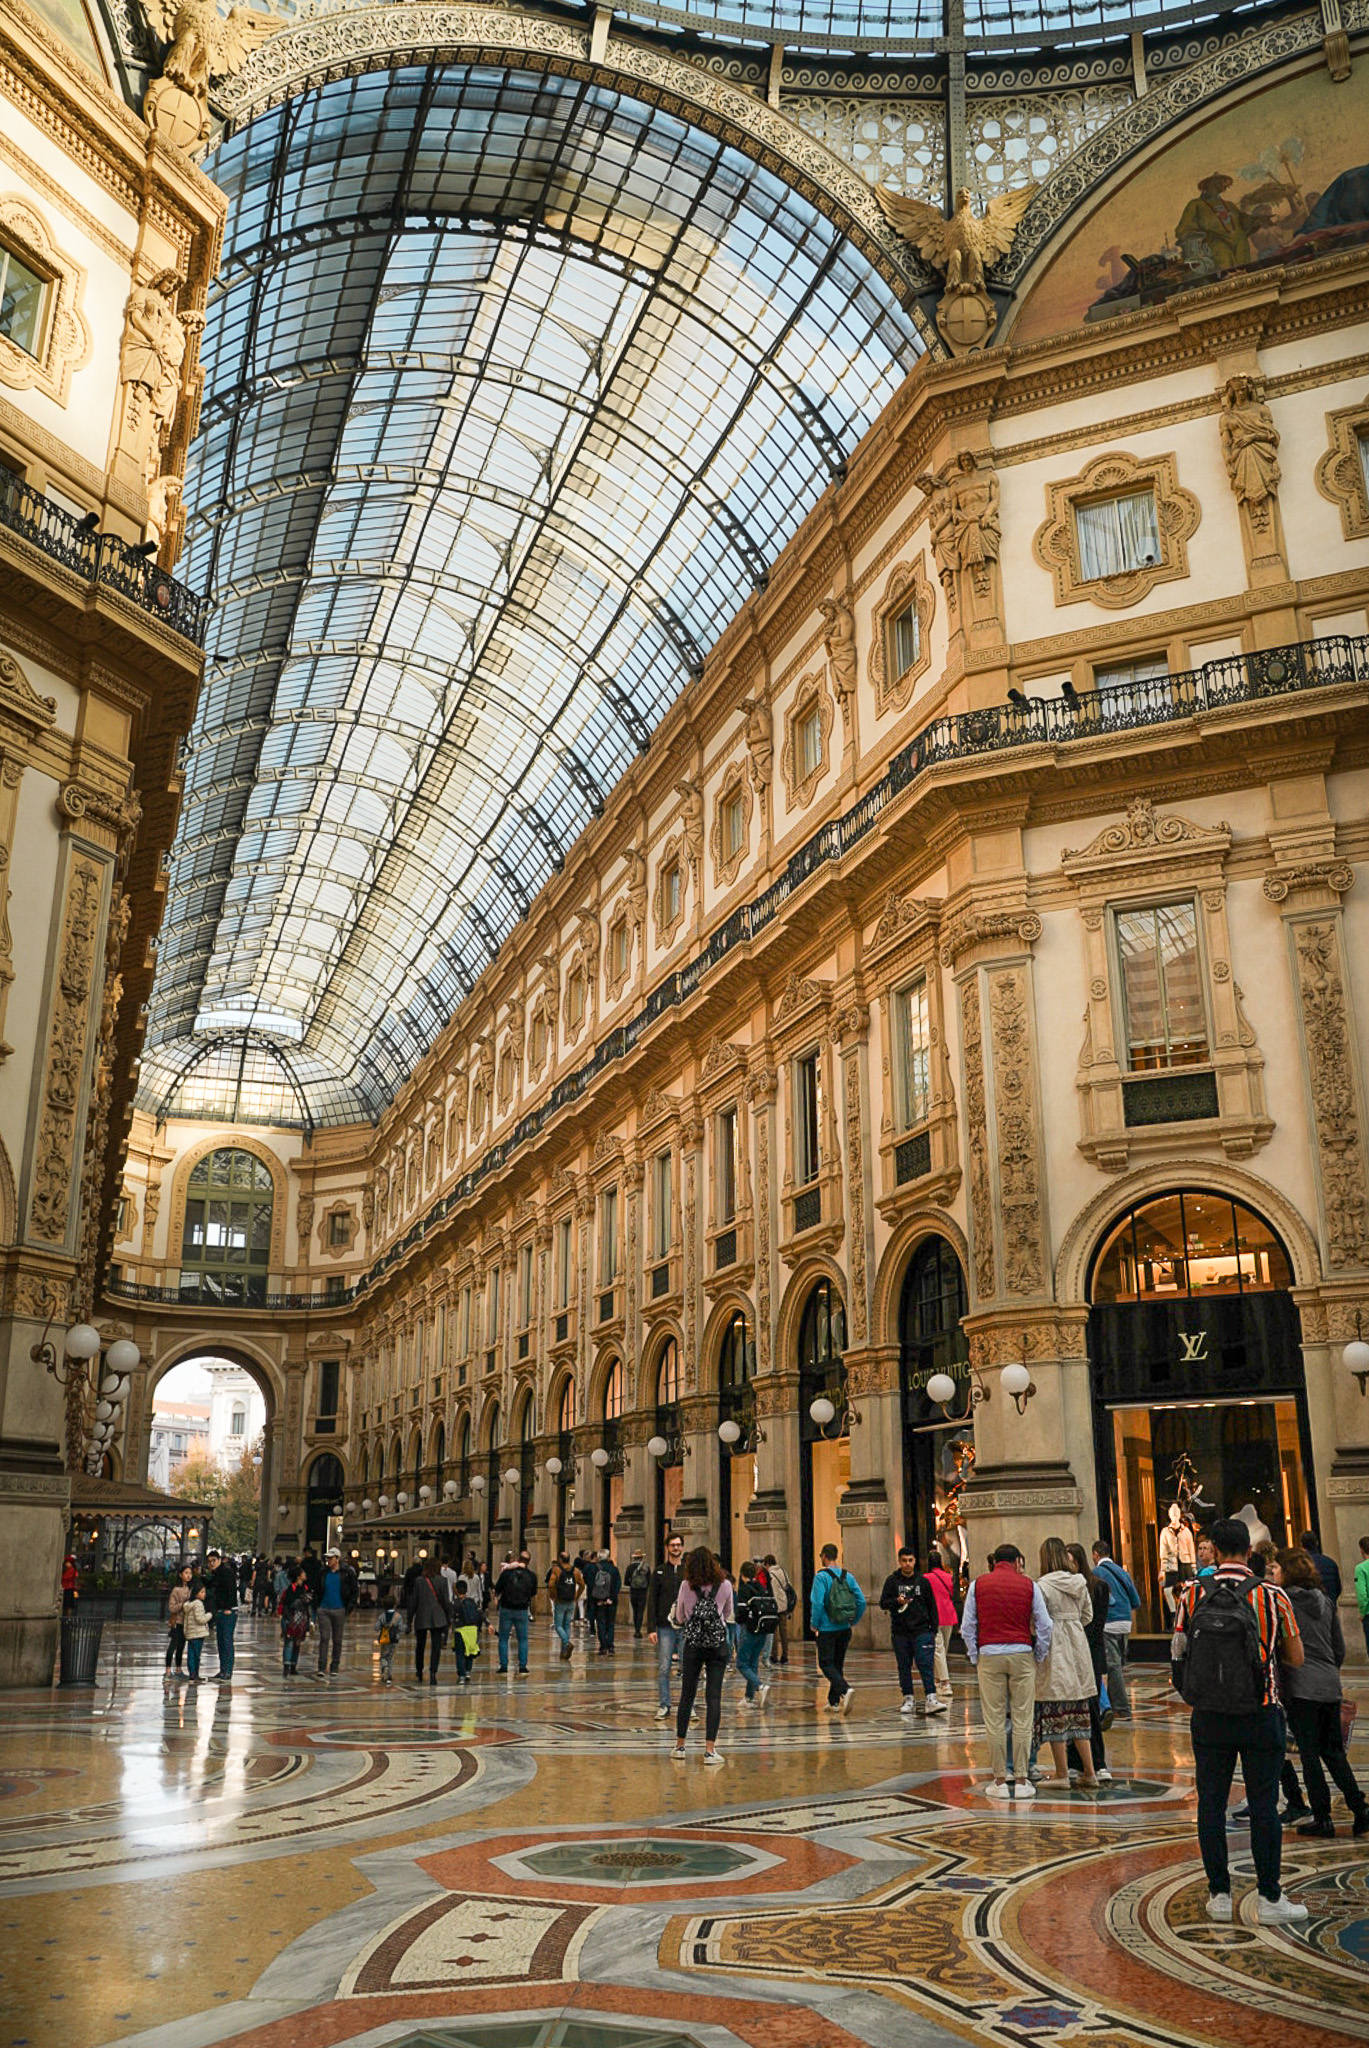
top-left (836, 1345), bottom-right (900, 1643)
top-left (670, 1394), bottom-right (716, 1543)
top-left (614, 1412), bottom-right (650, 1554)
top-left (680, 1114), bottom-right (703, 1389)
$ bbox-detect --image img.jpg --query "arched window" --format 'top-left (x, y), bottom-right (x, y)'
top-left (1091, 1192), bottom-right (1293, 1303)
top-left (718, 1310), bottom-right (752, 1391)
top-left (798, 1278), bottom-right (846, 1380)
top-left (656, 1337), bottom-right (680, 1408)
top-left (180, 1148), bottom-right (274, 1305)
top-left (411, 1433), bottom-right (423, 1501)
top-left (900, 1236), bottom-right (969, 1409)
top-left (456, 1413), bottom-right (471, 1492)
top-left (306, 1453), bottom-right (344, 1546)
top-left (558, 1377), bottom-right (577, 1435)
top-left (230, 1406), bottom-right (246, 1437)
top-left (432, 1423), bottom-right (445, 1495)
top-left (603, 1358), bottom-right (623, 1422)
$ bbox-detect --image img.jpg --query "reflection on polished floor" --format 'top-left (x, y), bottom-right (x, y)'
top-left (2, 1616), bottom-right (1366, 2048)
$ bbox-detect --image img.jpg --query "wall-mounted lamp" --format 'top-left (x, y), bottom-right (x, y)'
top-left (1345, 1316), bottom-right (1369, 1396)
top-left (362, 1498), bottom-right (375, 1514)
top-left (646, 1435), bottom-right (668, 1458)
top-left (396, 1490), bottom-right (409, 1509)
top-left (443, 1479), bottom-right (459, 1498)
top-left (718, 1418), bottom-right (741, 1446)
top-left (419, 1484), bottom-right (433, 1502)
top-left (1000, 1361), bottom-right (1037, 1415)
top-left (469, 1474), bottom-right (486, 1494)
top-left (503, 1465), bottom-right (522, 1486)
top-left (545, 1455), bottom-right (563, 1475)
top-left (590, 1446), bottom-right (610, 1468)
top-left (377, 1494), bottom-right (391, 1513)
top-left (808, 1393), bottom-right (856, 1436)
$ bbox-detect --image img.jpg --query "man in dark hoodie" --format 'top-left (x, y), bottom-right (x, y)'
top-left (204, 1549), bottom-right (239, 1683)
top-left (879, 1548), bottom-right (946, 1717)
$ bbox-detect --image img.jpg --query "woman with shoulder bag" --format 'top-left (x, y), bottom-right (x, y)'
top-left (671, 1548), bottom-right (734, 1766)
top-left (1275, 1546), bottom-right (1367, 1837)
top-left (1033, 1537), bottom-right (1099, 1789)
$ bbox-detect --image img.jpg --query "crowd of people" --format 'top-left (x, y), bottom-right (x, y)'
top-left (153, 1519), bottom-right (1365, 1903)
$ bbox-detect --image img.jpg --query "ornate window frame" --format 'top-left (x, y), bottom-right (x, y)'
top-left (1061, 798), bottom-right (1271, 1172)
top-left (781, 669), bottom-right (834, 813)
top-left (563, 955), bottom-right (588, 1046)
top-left (1314, 399), bottom-right (1369, 540)
top-left (1032, 450), bottom-right (1200, 611)
top-left (653, 831), bottom-right (688, 951)
top-left (709, 759), bottom-right (753, 889)
top-left (320, 1200), bottom-right (358, 1259)
top-left (166, 1136), bottom-right (289, 1285)
top-left (868, 893), bottom-right (961, 1218)
top-left (526, 995), bottom-right (550, 1082)
top-left (604, 900), bottom-right (633, 1001)
top-left (0, 197), bottom-right (89, 407)
top-left (869, 554), bottom-right (935, 716)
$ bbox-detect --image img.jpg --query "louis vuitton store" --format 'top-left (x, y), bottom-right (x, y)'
top-left (1088, 1190), bottom-right (1315, 1634)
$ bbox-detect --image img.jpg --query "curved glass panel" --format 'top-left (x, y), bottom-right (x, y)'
top-left (616, 0), bottom-right (1263, 50)
top-left (1090, 1191), bottom-right (1293, 1302)
top-left (138, 62), bottom-right (922, 1130)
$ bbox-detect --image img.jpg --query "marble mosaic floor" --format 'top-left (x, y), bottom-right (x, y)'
top-left (2, 1615), bottom-right (1367, 2048)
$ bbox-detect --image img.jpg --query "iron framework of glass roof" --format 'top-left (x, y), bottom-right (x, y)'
top-left (138, 62), bottom-right (924, 1129)
top-left (612, 0), bottom-right (1265, 50)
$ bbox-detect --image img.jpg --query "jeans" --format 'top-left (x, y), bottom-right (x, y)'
top-left (893, 1631), bottom-right (937, 1700)
top-left (414, 1625), bottom-right (446, 1679)
top-left (316, 1607), bottom-right (344, 1672)
top-left (553, 1601), bottom-right (574, 1650)
top-left (1103, 1632), bottom-right (1131, 1716)
top-left (1067, 1693), bottom-right (1107, 1774)
top-left (736, 1627), bottom-right (766, 1699)
top-left (816, 1627), bottom-right (852, 1705)
top-left (593, 1601), bottom-right (617, 1651)
top-left (656, 1623), bottom-right (679, 1709)
top-left (630, 1587), bottom-right (648, 1634)
top-left (499, 1608), bottom-right (530, 1671)
top-left (977, 1650), bottom-right (1036, 1781)
top-left (186, 1639), bottom-right (203, 1678)
top-left (676, 1644), bottom-right (727, 1743)
top-left (453, 1629), bottom-right (474, 1679)
top-left (1362, 1615), bottom-right (1369, 1662)
top-left (1191, 1704), bottom-right (1286, 1900)
top-left (165, 1624), bottom-right (184, 1670)
top-left (1285, 1695), bottom-right (1367, 1821)
top-left (214, 1609), bottom-right (237, 1678)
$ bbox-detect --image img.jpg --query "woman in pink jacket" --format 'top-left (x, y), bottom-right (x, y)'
top-left (925, 1548), bottom-right (959, 1701)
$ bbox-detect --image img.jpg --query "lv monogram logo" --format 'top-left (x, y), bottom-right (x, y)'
top-left (1178, 1330), bottom-right (1208, 1363)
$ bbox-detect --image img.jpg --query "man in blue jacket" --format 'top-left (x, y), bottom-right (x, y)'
top-left (1092, 1539), bottom-right (1141, 1719)
top-left (810, 1542), bottom-right (866, 1716)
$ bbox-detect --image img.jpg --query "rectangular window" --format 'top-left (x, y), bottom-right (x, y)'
top-left (328, 1211), bottom-right (348, 1247)
top-left (555, 1216), bottom-right (572, 1307)
top-left (723, 789), bottom-right (745, 862)
top-left (663, 861), bottom-right (681, 924)
top-left (324, 1274), bottom-right (344, 1302)
top-left (795, 1051), bottom-right (821, 1185)
top-left (651, 1149), bottom-right (672, 1261)
top-left (1115, 901), bottom-right (1209, 1071)
top-left (460, 1285), bottom-right (472, 1356)
top-left (894, 976), bottom-right (931, 1129)
top-left (611, 917), bottom-right (629, 980)
top-left (0, 243), bottom-right (48, 358)
top-left (518, 1242), bottom-right (533, 1327)
top-left (798, 703), bottom-right (822, 780)
top-left (531, 1009), bottom-right (547, 1069)
top-left (601, 1185), bottom-right (619, 1286)
top-left (1358, 429), bottom-right (1369, 499)
top-left (1074, 490), bottom-right (1161, 580)
top-left (115, 1196), bottom-right (130, 1238)
top-left (318, 1360), bottom-right (340, 1417)
top-left (566, 967), bottom-right (584, 1029)
top-left (716, 1106), bottom-right (737, 1224)
top-left (488, 1265), bottom-right (500, 1338)
top-left (891, 601), bottom-right (920, 679)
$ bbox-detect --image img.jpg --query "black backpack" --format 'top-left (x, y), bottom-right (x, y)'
top-left (1178, 1577), bottom-right (1267, 1713)
top-left (556, 1569), bottom-right (578, 1602)
top-left (681, 1585), bottom-right (728, 1654)
top-left (746, 1588), bottom-right (780, 1635)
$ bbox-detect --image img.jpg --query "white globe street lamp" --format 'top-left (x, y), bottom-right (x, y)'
top-left (717, 1418), bottom-right (741, 1446)
top-left (590, 1446), bottom-right (610, 1468)
top-left (926, 1372), bottom-right (958, 1408)
top-left (545, 1456), bottom-right (563, 1476)
top-left (646, 1435), bottom-right (668, 1458)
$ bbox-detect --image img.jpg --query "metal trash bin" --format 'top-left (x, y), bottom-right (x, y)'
top-left (58, 1614), bottom-right (103, 1686)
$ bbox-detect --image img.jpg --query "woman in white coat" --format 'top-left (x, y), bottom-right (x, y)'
top-left (1033, 1537), bottom-right (1099, 1788)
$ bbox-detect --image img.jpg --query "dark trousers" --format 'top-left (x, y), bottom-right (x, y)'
top-left (816, 1627), bottom-right (852, 1704)
top-left (630, 1588), bottom-right (648, 1635)
top-left (1191, 1705), bottom-right (1286, 1901)
top-left (1286, 1696), bottom-right (1366, 1821)
top-left (165, 1624), bottom-right (185, 1670)
top-left (1067, 1694), bottom-right (1107, 1774)
top-left (594, 1601), bottom-right (617, 1651)
top-left (213, 1610), bottom-right (237, 1678)
top-left (893, 1631), bottom-right (937, 1699)
top-left (676, 1643), bottom-right (727, 1743)
top-left (414, 1626), bottom-right (446, 1679)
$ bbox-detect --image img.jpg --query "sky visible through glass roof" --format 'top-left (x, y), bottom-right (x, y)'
top-left (139, 63), bottom-right (923, 1128)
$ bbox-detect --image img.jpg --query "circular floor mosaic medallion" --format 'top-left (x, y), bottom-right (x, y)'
top-left (516, 1836), bottom-right (754, 1883)
top-left (394, 2021), bottom-right (719, 2047)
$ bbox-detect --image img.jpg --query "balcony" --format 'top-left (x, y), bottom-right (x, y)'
top-left (1, 471), bottom-right (211, 647)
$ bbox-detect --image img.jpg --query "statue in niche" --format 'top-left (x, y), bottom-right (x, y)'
top-left (120, 274), bottom-right (186, 482)
top-left (1219, 375), bottom-right (1281, 531)
top-left (740, 696), bottom-right (773, 794)
top-left (818, 596), bottom-right (858, 717)
top-left (674, 778), bottom-right (704, 880)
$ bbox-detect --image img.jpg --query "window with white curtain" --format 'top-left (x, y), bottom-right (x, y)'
top-left (1074, 490), bottom-right (1161, 579)
top-left (894, 976), bottom-right (931, 1129)
top-left (1114, 901), bottom-right (1209, 1071)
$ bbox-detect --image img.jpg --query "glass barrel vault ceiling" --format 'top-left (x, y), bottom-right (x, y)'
top-left (140, 64), bottom-right (923, 1130)
top-left (616, 0), bottom-right (1261, 48)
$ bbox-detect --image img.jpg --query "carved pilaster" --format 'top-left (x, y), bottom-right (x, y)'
top-left (987, 965), bottom-right (1047, 1298)
top-left (28, 857), bottom-right (106, 1249)
top-left (746, 1067), bottom-right (776, 1377)
top-left (682, 1123), bottom-right (700, 1388)
top-left (959, 974), bottom-right (994, 1304)
top-left (1287, 917), bottom-right (1369, 1269)
top-left (842, 1042), bottom-right (871, 1343)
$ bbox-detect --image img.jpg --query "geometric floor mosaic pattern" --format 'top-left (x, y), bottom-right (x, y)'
top-left (1, 1613), bottom-right (1367, 2048)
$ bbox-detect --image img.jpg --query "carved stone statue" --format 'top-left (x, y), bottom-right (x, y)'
top-left (918, 453), bottom-right (1000, 604)
top-left (674, 778), bottom-right (704, 878)
top-left (140, 0), bottom-right (286, 146)
top-left (575, 908), bottom-right (600, 982)
top-left (1219, 376), bottom-right (1281, 530)
top-left (626, 845), bottom-right (648, 942)
top-left (818, 595), bottom-right (858, 712)
top-left (740, 696), bottom-right (773, 794)
top-left (539, 950), bottom-right (560, 1030)
top-left (120, 274), bottom-right (187, 483)
top-left (877, 184), bottom-right (1037, 355)
top-left (144, 472), bottom-right (181, 553)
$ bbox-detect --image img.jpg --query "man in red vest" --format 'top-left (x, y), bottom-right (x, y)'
top-left (961, 1543), bottom-right (1054, 1800)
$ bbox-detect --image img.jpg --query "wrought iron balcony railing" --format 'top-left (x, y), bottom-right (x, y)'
top-left (0, 471), bottom-right (211, 647)
top-left (102, 630), bottom-right (1367, 1317)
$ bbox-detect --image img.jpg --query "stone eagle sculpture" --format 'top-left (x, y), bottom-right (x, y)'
top-left (140, 0), bottom-right (285, 146)
top-left (876, 183), bottom-right (1038, 354)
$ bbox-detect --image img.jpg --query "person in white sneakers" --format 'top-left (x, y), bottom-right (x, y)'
top-left (961, 1544), bottom-right (1053, 1801)
top-left (1172, 1516), bottom-right (1308, 1926)
top-left (878, 1549), bottom-right (946, 1717)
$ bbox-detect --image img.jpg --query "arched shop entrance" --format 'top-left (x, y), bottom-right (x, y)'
top-left (1089, 1189), bottom-right (1312, 1634)
top-left (899, 1237), bottom-right (972, 1573)
top-left (798, 1278), bottom-right (848, 1604)
top-left (717, 1309), bottom-right (756, 1567)
top-left (305, 1453), bottom-right (345, 1550)
top-left (652, 1337), bottom-right (684, 1546)
top-left (552, 1378), bottom-right (575, 1555)
top-left (597, 1358), bottom-right (624, 1552)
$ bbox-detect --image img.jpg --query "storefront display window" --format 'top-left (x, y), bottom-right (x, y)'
top-left (899, 1236), bottom-right (971, 1569)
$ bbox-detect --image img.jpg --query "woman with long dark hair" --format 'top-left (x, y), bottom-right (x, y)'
top-left (670, 1547), bottom-right (733, 1765)
top-left (1276, 1546), bottom-right (1367, 1837)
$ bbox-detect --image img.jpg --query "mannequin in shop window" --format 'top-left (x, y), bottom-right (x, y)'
top-left (1160, 1502), bottom-right (1197, 1619)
